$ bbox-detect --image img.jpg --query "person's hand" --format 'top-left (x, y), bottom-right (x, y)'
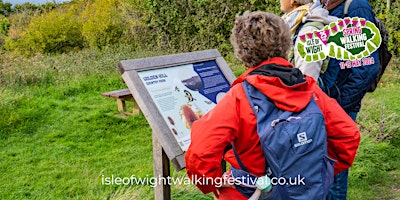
top-left (220, 171), bottom-right (236, 188)
top-left (214, 172), bottom-right (236, 199)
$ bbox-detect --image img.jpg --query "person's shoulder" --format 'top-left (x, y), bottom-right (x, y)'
top-left (312, 86), bottom-right (333, 107)
top-left (348, 0), bottom-right (373, 10)
top-left (346, 0), bottom-right (374, 20)
top-left (225, 81), bottom-right (246, 100)
top-left (351, 0), bottom-right (371, 5)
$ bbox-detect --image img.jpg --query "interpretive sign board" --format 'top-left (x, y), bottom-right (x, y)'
top-left (118, 49), bottom-right (236, 171)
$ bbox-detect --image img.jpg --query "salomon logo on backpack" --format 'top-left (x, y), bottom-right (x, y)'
top-left (230, 81), bottom-right (335, 200)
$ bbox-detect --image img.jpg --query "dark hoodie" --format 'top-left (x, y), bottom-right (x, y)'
top-left (232, 57), bottom-right (315, 113)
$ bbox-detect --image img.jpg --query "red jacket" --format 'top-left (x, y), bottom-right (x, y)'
top-left (184, 57), bottom-right (360, 199)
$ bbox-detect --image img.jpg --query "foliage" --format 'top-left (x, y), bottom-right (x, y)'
top-left (0, 0), bottom-right (11, 16)
top-left (0, 0), bottom-right (399, 198)
top-left (13, 2), bottom-right (39, 11)
top-left (80, 0), bottom-right (125, 49)
top-left (0, 14), bottom-right (9, 47)
top-left (4, 7), bottom-right (84, 55)
top-left (357, 62), bottom-right (400, 143)
top-left (0, 45), bottom-right (204, 199)
top-left (138, 0), bottom-right (280, 54)
top-left (0, 0), bottom-right (284, 55)
top-left (12, 2), bottom-right (57, 14)
top-left (369, 0), bottom-right (400, 56)
top-left (2, 0), bottom-right (139, 54)
top-left (0, 47), bottom-right (399, 199)
top-left (0, 0), bottom-right (400, 57)
top-left (0, 15), bottom-right (9, 35)
top-left (3, 10), bottom-right (33, 54)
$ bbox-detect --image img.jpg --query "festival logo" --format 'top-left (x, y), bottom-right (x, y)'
top-left (296, 17), bottom-right (381, 69)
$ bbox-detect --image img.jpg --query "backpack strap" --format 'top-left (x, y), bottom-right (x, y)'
top-left (230, 81), bottom-right (273, 174)
top-left (232, 81), bottom-right (292, 173)
top-left (303, 21), bottom-right (325, 30)
top-left (293, 21), bottom-right (325, 45)
top-left (242, 80), bottom-right (292, 138)
top-left (343, 0), bottom-right (353, 17)
top-left (230, 81), bottom-right (266, 173)
top-left (231, 143), bottom-right (249, 172)
top-left (290, 21), bottom-right (329, 74)
top-left (228, 81), bottom-right (275, 198)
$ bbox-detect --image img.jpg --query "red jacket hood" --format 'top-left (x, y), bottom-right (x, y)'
top-left (232, 57), bottom-right (316, 112)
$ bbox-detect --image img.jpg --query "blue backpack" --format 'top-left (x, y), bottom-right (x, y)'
top-left (230, 81), bottom-right (335, 200)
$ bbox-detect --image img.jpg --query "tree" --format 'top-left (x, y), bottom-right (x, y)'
top-left (0, 15), bottom-right (10, 35)
top-left (0, 0), bottom-right (12, 16)
top-left (14, 2), bottom-right (38, 12)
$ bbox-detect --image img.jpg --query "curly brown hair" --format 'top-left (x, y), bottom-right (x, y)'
top-left (230, 11), bottom-right (291, 68)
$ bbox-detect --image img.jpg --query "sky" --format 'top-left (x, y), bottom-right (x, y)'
top-left (4, 0), bottom-right (71, 5)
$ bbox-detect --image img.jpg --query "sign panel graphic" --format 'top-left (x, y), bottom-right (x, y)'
top-left (138, 60), bottom-right (230, 151)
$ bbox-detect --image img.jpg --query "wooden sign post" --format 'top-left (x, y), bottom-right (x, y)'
top-left (118, 49), bottom-right (236, 199)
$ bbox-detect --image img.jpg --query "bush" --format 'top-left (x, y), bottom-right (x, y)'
top-left (3, 0), bottom-right (136, 54)
top-left (3, 10), bottom-right (32, 54)
top-left (138, 0), bottom-right (280, 54)
top-left (80, 0), bottom-right (125, 49)
top-left (3, 0), bottom-right (398, 57)
top-left (0, 15), bottom-right (9, 35)
top-left (4, 7), bottom-right (84, 55)
top-left (0, 0), bottom-right (12, 16)
top-left (0, 15), bottom-right (9, 47)
top-left (370, 0), bottom-right (400, 57)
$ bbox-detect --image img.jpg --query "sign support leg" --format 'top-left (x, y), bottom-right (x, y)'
top-left (152, 132), bottom-right (171, 200)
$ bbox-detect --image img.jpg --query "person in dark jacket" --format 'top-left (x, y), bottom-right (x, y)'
top-left (185, 10), bottom-right (360, 200)
top-left (319, 0), bottom-right (380, 199)
top-left (319, 0), bottom-right (379, 118)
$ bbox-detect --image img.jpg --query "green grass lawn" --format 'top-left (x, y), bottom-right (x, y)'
top-left (349, 85), bottom-right (400, 200)
top-left (0, 46), bottom-right (399, 199)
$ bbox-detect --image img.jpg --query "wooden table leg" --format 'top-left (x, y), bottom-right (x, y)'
top-left (117, 99), bottom-right (127, 112)
top-left (152, 132), bottom-right (171, 200)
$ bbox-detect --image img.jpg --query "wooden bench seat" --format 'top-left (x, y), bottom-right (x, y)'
top-left (102, 88), bottom-right (140, 114)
